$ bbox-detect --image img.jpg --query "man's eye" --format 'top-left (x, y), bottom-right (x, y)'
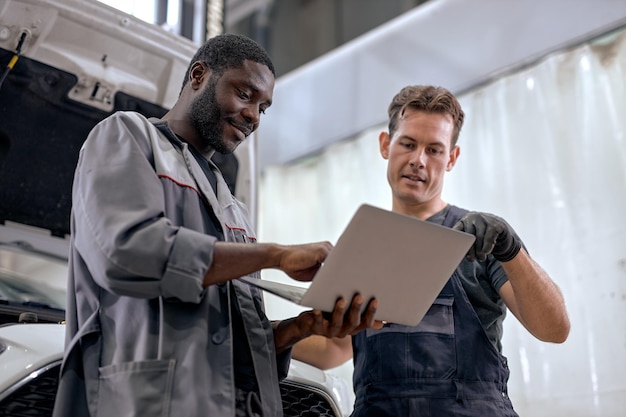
top-left (239, 90), bottom-right (250, 100)
top-left (260, 108), bottom-right (267, 115)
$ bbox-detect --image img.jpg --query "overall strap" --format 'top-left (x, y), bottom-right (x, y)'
top-left (442, 205), bottom-right (469, 229)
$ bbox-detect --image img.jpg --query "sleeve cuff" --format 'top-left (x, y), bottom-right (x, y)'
top-left (161, 227), bottom-right (217, 302)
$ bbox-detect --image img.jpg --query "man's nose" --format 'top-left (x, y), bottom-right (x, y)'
top-left (242, 105), bottom-right (260, 125)
top-left (409, 149), bottom-right (425, 167)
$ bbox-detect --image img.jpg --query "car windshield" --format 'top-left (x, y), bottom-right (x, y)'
top-left (0, 246), bottom-right (67, 311)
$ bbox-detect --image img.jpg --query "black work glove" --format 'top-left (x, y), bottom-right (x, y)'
top-left (453, 212), bottom-right (522, 263)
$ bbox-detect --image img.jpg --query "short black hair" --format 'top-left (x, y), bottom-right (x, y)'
top-left (181, 33), bottom-right (275, 92)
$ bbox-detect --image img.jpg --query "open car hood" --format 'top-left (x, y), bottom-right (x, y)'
top-left (0, 0), bottom-right (245, 322)
top-left (0, 0), bottom-right (200, 238)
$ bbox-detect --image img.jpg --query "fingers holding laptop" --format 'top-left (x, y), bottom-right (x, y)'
top-left (276, 294), bottom-right (381, 366)
top-left (343, 294), bottom-right (383, 336)
top-left (311, 294), bottom-right (382, 338)
top-left (278, 241), bottom-right (333, 282)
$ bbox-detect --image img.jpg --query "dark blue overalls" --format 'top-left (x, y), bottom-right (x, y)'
top-left (351, 207), bottom-right (519, 417)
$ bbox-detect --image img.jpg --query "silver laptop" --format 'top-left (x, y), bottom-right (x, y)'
top-left (239, 204), bottom-right (475, 326)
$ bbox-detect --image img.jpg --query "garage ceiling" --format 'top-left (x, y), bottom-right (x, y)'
top-left (254, 0), bottom-right (626, 170)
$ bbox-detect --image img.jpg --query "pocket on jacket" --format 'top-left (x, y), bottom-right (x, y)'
top-left (96, 359), bottom-right (176, 417)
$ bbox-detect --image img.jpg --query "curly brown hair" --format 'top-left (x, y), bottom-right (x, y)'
top-left (387, 85), bottom-right (465, 146)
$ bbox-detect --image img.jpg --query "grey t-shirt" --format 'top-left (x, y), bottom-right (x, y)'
top-left (427, 205), bottom-right (510, 353)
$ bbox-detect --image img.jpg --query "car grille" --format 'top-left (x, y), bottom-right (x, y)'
top-left (0, 365), bottom-right (60, 416)
top-left (280, 380), bottom-right (339, 417)
top-left (0, 365), bottom-right (339, 417)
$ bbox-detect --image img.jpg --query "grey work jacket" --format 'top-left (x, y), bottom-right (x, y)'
top-left (53, 111), bottom-right (286, 417)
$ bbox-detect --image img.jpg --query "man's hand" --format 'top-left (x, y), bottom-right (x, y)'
top-left (453, 212), bottom-right (521, 262)
top-left (273, 294), bottom-right (382, 354)
top-left (302, 294), bottom-right (382, 339)
top-left (278, 242), bottom-right (333, 282)
top-left (204, 241), bottom-right (333, 287)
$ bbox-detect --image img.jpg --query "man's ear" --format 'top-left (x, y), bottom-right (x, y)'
top-left (379, 131), bottom-right (391, 160)
top-left (189, 61), bottom-right (209, 89)
top-left (446, 145), bottom-right (460, 171)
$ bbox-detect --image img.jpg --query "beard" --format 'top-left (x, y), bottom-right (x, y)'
top-left (189, 76), bottom-right (233, 154)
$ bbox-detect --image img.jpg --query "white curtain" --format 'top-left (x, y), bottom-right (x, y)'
top-left (258, 27), bottom-right (626, 417)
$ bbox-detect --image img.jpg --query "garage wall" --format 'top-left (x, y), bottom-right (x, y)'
top-left (257, 26), bottom-right (626, 417)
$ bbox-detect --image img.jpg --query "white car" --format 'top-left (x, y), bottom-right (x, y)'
top-left (0, 328), bottom-right (349, 417)
top-left (0, 305), bottom-right (348, 417)
top-left (0, 0), bottom-right (352, 415)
